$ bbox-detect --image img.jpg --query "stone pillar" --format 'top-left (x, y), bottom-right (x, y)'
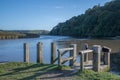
top-left (92, 45), bottom-right (101, 72)
top-left (81, 43), bottom-right (88, 62)
top-left (37, 42), bottom-right (43, 64)
top-left (24, 43), bottom-right (29, 62)
top-left (51, 42), bottom-right (56, 64)
top-left (69, 44), bottom-right (77, 66)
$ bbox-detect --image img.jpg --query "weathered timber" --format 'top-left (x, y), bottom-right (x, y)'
top-left (92, 45), bottom-right (101, 72)
top-left (58, 50), bottom-right (62, 66)
top-left (62, 57), bottom-right (73, 64)
top-left (37, 42), bottom-right (43, 63)
top-left (79, 52), bottom-right (84, 71)
top-left (57, 44), bottom-right (76, 66)
top-left (102, 46), bottom-right (111, 70)
top-left (58, 48), bottom-right (74, 52)
top-left (53, 50), bottom-right (69, 63)
top-left (24, 43), bottom-right (29, 62)
top-left (69, 44), bottom-right (77, 66)
top-left (79, 49), bottom-right (93, 54)
top-left (51, 42), bottom-right (56, 64)
top-left (81, 43), bottom-right (89, 62)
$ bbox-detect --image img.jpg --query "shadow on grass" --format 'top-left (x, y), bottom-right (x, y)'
top-left (0, 63), bottom-right (77, 80)
top-left (0, 63), bottom-right (61, 79)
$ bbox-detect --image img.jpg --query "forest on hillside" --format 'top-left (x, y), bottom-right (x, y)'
top-left (49, 0), bottom-right (120, 38)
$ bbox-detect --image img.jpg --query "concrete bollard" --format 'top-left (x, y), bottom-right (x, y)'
top-left (37, 42), bottom-right (43, 64)
top-left (51, 42), bottom-right (56, 64)
top-left (24, 43), bottom-right (29, 62)
top-left (92, 45), bottom-right (101, 72)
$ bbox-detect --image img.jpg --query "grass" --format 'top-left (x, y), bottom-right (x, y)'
top-left (0, 62), bottom-right (58, 80)
top-left (74, 70), bottom-right (120, 80)
top-left (0, 62), bottom-right (119, 80)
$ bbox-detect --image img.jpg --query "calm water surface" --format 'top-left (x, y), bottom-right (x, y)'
top-left (0, 35), bottom-right (120, 64)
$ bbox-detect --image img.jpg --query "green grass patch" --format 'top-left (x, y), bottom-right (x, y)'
top-left (0, 62), bottom-right (119, 80)
top-left (0, 62), bottom-right (58, 80)
top-left (74, 70), bottom-right (120, 80)
top-left (57, 65), bottom-right (71, 70)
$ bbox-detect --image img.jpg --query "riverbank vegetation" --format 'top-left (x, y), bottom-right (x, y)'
top-left (49, 0), bottom-right (120, 38)
top-left (0, 62), bottom-right (119, 80)
top-left (0, 30), bottom-right (49, 39)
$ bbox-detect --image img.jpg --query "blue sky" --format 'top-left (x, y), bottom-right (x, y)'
top-left (0, 0), bottom-right (111, 31)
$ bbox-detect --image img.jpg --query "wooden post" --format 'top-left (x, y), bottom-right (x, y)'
top-left (24, 43), bottom-right (29, 62)
top-left (51, 42), bottom-right (56, 64)
top-left (81, 43), bottom-right (88, 62)
top-left (79, 52), bottom-right (84, 71)
top-left (69, 44), bottom-right (77, 66)
top-left (58, 50), bottom-right (62, 66)
top-left (37, 42), bottom-right (43, 64)
top-left (92, 45), bottom-right (101, 72)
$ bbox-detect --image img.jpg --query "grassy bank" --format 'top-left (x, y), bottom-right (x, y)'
top-left (0, 62), bottom-right (119, 80)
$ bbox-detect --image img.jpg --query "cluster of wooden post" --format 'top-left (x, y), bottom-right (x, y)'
top-left (23, 42), bottom-right (111, 72)
top-left (57, 44), bottom-right (77, 66)
top-left (79, 44), bottom-right (111, 72)
top-left (24, 42), bottom-right (57, 64)
top-left (24, 42), bottom-right (43, 63)
top-left (79, 45), bottom-right (93, 71)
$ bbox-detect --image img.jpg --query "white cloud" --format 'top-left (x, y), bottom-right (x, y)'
top-left (55, 6), bottom-right (64, 9)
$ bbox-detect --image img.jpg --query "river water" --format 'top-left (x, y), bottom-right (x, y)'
top-left (0, 35), bottom-right (120, 64)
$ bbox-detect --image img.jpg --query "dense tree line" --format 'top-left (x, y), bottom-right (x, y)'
top-left (49, 0), bottom-right (120, 38)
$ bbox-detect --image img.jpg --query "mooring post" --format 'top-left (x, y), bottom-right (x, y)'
top-left (37, 42), bottom-right (43, 64)
top-left (51, 42), bottom-right (56, 64)
top-left (24, 43), bottom-right (29, 62)
top-left (92, 45), bottom-right (101, 72)
top-left (69, 44), bottom-right (77, 66)
top-left (81, 43), bottom-right (88, 62)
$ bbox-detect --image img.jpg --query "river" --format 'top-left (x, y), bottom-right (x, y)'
top-left (0, 35), bottom-right (120, 64)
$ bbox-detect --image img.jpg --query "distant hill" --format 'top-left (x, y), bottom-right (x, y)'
top-left (3, 30), bottom-right (49, 35)
top-left (49, 0), bottom-right (120, 38)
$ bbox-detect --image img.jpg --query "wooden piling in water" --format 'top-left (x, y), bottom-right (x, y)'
top-left (92, 45), bottom-right (101, 72)
top-left (37, 42), bottom-right (43, 64)
top-left (51, 42), bottom-right (56, 64)
top-left (24, 43), bottom-right (29, 62)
